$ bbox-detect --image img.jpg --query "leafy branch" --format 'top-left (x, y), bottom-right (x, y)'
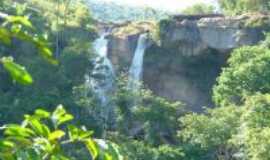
top-left (0, 105), bottom-right (123, 160)
top-left (0, 12), bottom-right (58, 85)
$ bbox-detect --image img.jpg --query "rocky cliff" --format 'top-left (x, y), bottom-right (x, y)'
top-left (107, 13), bottom-right (269, 111)
top-left (160, 14), bottom-right (266, 56)
top-left (107, 21), bottom-right (156, 71)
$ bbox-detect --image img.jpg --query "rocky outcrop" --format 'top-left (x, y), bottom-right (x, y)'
top-left (160, 13), bottom-right (268, 56)
top-left (107, 21), bottom-right (156, 71)
top-left (107, 13), bottom-right (269, 111)
top-left (143, 45), bottom-right (228, 111)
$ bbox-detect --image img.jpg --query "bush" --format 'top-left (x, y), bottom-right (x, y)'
top-left (219, 0), bottom-right (270, 15)
top-left (0, 0), bottom-right (96, 125)
top-left (213, 46), bottom-right (270, 106)
top-left (114, 76), bottom-right (186, 146)
top-left (233, 94), bottom-right (270, 160)
top-left (0, 105), bottom-right (123, 160)
top-left (179, 106), bottom-right (242, 159)
top-left (118, 140), bottom-right (184, 160)
top-left (182, 3), bottom-right (215, 15)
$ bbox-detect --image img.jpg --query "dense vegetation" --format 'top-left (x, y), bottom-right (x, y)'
top-left (87, 0), bottom-right (170, 23)
top-left (182, 3), bottom-right (216, 15)
top-left (219, 0), bottom-right (270, 15)
top-left (1, 0), bottom-right (270, 159)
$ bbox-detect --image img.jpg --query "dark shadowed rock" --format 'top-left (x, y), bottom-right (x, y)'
top-left (160, 13), bottom-right (267, 56)
top-left (106, 13), bottom-right (269, 111)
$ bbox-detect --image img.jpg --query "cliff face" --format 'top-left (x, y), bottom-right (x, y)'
top-left (107, 21), bottom-right (155, 71)
top-left (160, 14), bottom-right (265, 56)
top-left (107, 13), bottom-right (269, 111)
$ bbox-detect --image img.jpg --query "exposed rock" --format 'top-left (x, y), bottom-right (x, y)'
top-left (173, 14), bottom-right (224, 21)
top-left (107, 21), bottom-right (156, 71)
top-left (143, 46), bottom-right (228, 111)
top-left (160, 13), bottom-right (268, 56)
top-left (107, 13), bottom-right (269, 111)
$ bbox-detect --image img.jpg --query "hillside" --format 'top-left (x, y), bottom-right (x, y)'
top-left (86, 0), bottom-right (170, 22)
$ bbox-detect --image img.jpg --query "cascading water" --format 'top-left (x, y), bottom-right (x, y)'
top-left (127, 33), bottom-right (148, 92)
top-left (125, 33), bottom-right (149, 136)
top-left (86, 32), bottom-right (115, 138)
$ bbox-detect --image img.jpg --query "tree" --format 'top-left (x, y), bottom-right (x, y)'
top-left (0, 13), bottom-right (57, 85)
top-left (179, 106), bottom-right (242, 159)
top-left (0, 0), bottom-right (96, 125)
top-left (0, 7), bottom-right (122, 160)
top-left (219, 0), bottom-right (270, 15)
top-left (0, 105), bottom-right (123, 160)
top-left (114, 76), bottom-right (186, 146)
top-left (133, 90), bottom-right (185, 146)
top-left (116, 139), bottom-right (184, 160)
top-left (182, 3), bottom-right (215, 15)
top-left (213, 46), bottom-right (270, 106)
top-left (232, 94), bottom-right (270, 160)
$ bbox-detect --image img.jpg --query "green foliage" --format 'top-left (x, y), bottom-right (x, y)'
top-left (180, 106), bottom-right (242, 159)
top-left (0, 0), bottom-right (95, 125)
top-left (261, 32), bottom-right (270, 48)
top-left (0, 0), bottom-right (17, 14)
top-left (213, 46), bottom-right (270, 106)
top-left (114, 76), bottom-right (186, 146)
top-left (183, 55), bottom-right (270, 159)
top-left (0, 13), bottom-right (57, 85)
top-left (219, 0), bottom-right (270, 15)
top-left (134, 90), bottom-right (185, 145)
top-left (119, 140), bottom-right (157, 160)
top-left (4, 0), bottom-right (270, 159)
top-left (118, 140), bottom-right (184, 160)
top-left (156, 145), bottom-right (185, 160)
top-left (182, 3), bottom-right (215, 15)
top-left (232, 94), bottom-right (270, 160)
top-left (0, 105), bottom-right (123, 160)
top-left (1, 14), bottom-right (57, 65)
top-left (87, 0), bottom-right (170, 23)
top-left (1, 57), bottom-right (33, 85)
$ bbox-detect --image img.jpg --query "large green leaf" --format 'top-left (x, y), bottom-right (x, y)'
top-left (1, 57), bottom-right (33, 85)
top-left (85, 139), bottom-right (99, 160)
top-left (48, 130), bottom-right (65, 141)
top-left (37, 45), bottom-right (59, 65)
top-left (95, 139), bottom-right (124, 160)
top-left (5, 16), bottom-right (33, 29)
top-left (0, 27), bottom-right (11, 45)
top-left (28, 118), bottom-right (50, 137)
top-left (0, 140), bottom-right (14, 149)
top-left (33, 35), bottom-right (58, 65)
top-left (4, 124), bottom-right (35, 138)
top-left (51, 154), bottom-right (70, 160)
top-left (68, 125), bottom-right (93, 141)
top-left (52, 105), bottom-right (74, 127)
top-left (34, 109), bottom-right (50, 119)
top-left (0, 140), bottom-right (15, 159)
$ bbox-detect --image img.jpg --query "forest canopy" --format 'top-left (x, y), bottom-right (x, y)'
top-left (1, 0), bottom-right (270, 159)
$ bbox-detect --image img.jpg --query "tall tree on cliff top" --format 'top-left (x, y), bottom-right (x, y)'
top-left (182, 3), bottom-right (215, 15)
top-left (219, 0), bottom-right (270, 15)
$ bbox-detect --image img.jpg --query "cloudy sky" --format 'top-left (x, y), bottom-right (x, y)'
top-left (101, 0), bottom-right (218, 11)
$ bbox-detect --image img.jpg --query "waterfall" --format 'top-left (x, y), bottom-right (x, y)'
top-left (127, 33), bottom-right (148, 92)
top-left (86, 32), bottom-right (115, 138)
top-left (91, 32), bottom-right (115, 102)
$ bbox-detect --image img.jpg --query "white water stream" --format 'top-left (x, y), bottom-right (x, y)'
top-left (127, 33), bottom-right (148, 92)
top-left (86, 32), bottom-right (115, 138)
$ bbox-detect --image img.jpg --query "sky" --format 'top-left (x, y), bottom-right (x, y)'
top-left (101, 0), bottom-right (218, 11)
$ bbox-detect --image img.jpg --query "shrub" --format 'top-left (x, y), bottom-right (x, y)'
top-left (182, 3), bottom-right (215, 15)
top-left (179, 106), bottom-right (242, 159)
top-left (213, 46), bottom-right (270, 106)
top-left (219, 0), bottom-right (270, 15)
top-left (0, 105), bottom-right (123, 160)
top-left (233, 94), bottom-right (270, 160)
